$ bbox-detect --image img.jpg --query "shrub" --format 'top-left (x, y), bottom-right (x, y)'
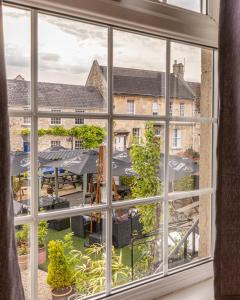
top-left (16, 224), bottom-right (29, 255)
top-left (21, 128), bottom-right (30, 136)
top-left (47, 240), bottom-right (72, 290)
top-left (38, 220), bottom-right (48, 248)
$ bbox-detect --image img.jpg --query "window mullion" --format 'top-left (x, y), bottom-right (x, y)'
top-left (106, 26), bottom-right (113, 296)
top-left (163, 39), bottom-right (171, 277)
top-left (30, 8), bottom-right (38, 300)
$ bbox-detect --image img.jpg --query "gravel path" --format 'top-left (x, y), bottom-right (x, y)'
top-left (21, 268), bottom-right (51, 300)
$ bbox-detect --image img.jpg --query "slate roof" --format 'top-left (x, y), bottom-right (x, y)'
top-left (100, 66), bottom-right (200, 100)
top-left (7, 80), bottom-right (104, 108)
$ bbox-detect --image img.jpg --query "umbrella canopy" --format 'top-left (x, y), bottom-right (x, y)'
top-left (10, 151), bottom-right (50, 176)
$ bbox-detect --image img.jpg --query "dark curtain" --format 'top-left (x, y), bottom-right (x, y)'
top-left (0, 1), bottom-right (25, 299)
top-left (214, 1), bottom-right (240, 299)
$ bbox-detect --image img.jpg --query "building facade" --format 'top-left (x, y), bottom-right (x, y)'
top-left (9, 60), bottom-right (200, 155)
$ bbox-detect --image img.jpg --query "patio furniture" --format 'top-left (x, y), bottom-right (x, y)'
top-left (47, 198), bottom-right (70, 231)
top-left (71, 215), bottom-right (91, 238)
top-left (112, 217), bottom-right (131, 248)
top-left (89, 233), bottom-right (102, 245)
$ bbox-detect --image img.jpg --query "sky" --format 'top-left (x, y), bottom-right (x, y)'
top-left (3, 4), bottom-right (204, 85)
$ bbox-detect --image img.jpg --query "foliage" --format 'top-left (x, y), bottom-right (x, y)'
top-left (47, 233), bottom-right (74, 290)
top-left (69, 125), bottom-right (105, 149)
top-left (21, 128), bottom-right (30, 136)
top-left (174, 175), bottom-right (194, 192)
top-left (71, 244), bottom-right (131, 297)
top-left (184, 147), bottom-right (200, 160)
top-left (16, 220), bottom-right (48, 255)
top-left (38, 220), bottom-right (48, 248)
top-left (16, 224), bottom-right (29, 255)
top-left (130, 122), bottom-right (162, 233)
top-left (48, 126), bottom-right (69, 136)
top-left (22, 124), bottom-right (105, 149)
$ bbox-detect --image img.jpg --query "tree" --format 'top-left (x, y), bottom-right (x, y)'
top-left (130, 121), bottom-right (162, 275)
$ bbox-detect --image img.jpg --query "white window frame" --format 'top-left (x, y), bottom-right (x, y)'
top-left (7, 1), bottom-right (219, 299)
top-left (132, 127), bottom-right (140, 143)
top-left (75, 109), bottom-right (85, 125)
top-left (51, 109), bottom-right (62, 125)
top-left (127, 99), bottom-right (135, 115)
top-left (180, 103), bottom-right (185, 117)
top-left (75, 139), bottom-right (84, 150)
top-left (172, 128), bottom-right (181, 149)
top-left (152, 102), bottom-right (159, 116)
top-left (51, 140), bottom-right (61, 148)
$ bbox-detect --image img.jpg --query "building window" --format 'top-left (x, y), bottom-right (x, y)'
top-left (169, 102), bottom-right (173, 116)
top-left (155, 128), bottom-right (161, 136)
top-left (23, 116), bottom-right (31, 125)
top-left (75, 110), bottom-right (85, 125)
top-left (51, 109), bottom-right (61, 125)
top-left (127, 100), bottom-right (135, 114)
top-left (152, 102), bottom-right (159, 116)
top-left (75, 140), bottom-right (84, 150)
top-left (132, 128), bottom-right (140, 143)
top-left (180, 103), bottom-right (185, 117)
top-left (172, 128), bottom-right (181, 148)
top-left (51, 140), bottom-right (61, 148)
top-left (6, 4), bottom-right (216, 300)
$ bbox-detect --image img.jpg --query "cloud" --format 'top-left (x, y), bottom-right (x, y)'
top-left (3, 7), bottom-right (29, 18)
top-left (5, 46), bottom-right (29, 68)
top-left (39, 53), bottom-right (61, 62)
top-left (40, 14), bottom-right (107, 43)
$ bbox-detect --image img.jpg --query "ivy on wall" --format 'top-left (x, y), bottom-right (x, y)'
top-left (21, 125), bottom-right (105, 149)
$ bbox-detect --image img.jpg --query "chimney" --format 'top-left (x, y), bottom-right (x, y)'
top-left (173, 60), bottom-right (184, 79)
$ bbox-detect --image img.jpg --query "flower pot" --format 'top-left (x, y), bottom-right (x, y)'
top-left (38, 246), bottom-right (46, 265)
top-left (18, 253), bottom-right (29, 271)
top-left (52, 287), bottom-right (73, 300)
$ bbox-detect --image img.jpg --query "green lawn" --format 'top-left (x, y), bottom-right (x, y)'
top-left (39, 227), bottom-right (133, 272)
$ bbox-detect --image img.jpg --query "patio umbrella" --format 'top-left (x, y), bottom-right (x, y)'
top-left (10, 151), bottom-right (50, 176)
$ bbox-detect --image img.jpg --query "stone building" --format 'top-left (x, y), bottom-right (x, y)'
top-left (9, 60), bottom-right (200, 154)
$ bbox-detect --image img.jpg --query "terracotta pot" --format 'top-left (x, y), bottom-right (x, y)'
top-left (18, 253), bottom-right (29, 271)
top-left (52, 287), bottom-right (73, 300)
top-left (38, 246), bottom-right (46, 265)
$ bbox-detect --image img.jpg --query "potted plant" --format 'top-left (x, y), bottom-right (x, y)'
top-left (47, 239), bottom-right (74, 300)
top-left (16, 224), bottom-right (29, 271)
top-left (38, 220), bottom-right (48, 265)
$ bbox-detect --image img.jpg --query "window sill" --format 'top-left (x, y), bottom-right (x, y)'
top-left (105, 260), bottom-right (213, 300)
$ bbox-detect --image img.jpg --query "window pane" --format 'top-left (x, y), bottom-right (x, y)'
top-left (169, 122), bottom-right (212, 192)
top-left (15, 224), bottom-right (31, 299)
top-left (159, 0), bottom-right (206, 14)
top-left (38, 118), bottom-right (108, 211)
top-left (168, 194), bottom-right (211, 269)
top-left (113, 30), bottom-right (166, 116)
top-left (170, 42), bottom-right (213, 118)
top-left (112, 202), bottom-right (163, 288)
top-left (113, 120), bottom-right (164, 202)
top-left (38, 212), bottom-right (106, 299)
top-left (10, 117), bottom-right (31, 216)
top-left (3, 6), bottom-right (31, 109)
top-left (38, 13), bottom-right (108, 113)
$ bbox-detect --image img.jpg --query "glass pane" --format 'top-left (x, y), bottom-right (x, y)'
top-left (159, 0), bottom-right (206, 14)
top-left (168, 194), bottom-right (211, 269)
top-left (169, 122), bottom-right (212, 192)
top-left (169, 123), bottom-right (212, 192)
top-left (3, 6), bottom-right (31, 109)
top-left (113, 120), bottom-right (164, 202)
top-left (15, 224), bottom-right (31, 299)
top-left (38, 13), bottom-right (108, 113)
top-left (10, 117), bottom-right (31, 216)
top-left (38, 212), bottom-right (106, 299)
top-left (170, 42), bottom-right (213, 118)
top-left (112, 202), bottom-right (163, 288)
top-left (38, 118), bottom-right (108, 211)
top-left (113, 30), bottom-right (166, 116)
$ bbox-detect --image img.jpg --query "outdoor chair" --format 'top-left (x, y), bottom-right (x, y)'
top-left (112, 217), bottom-right (131, 248)
top-left (71, 215), bottom-right (91, 238)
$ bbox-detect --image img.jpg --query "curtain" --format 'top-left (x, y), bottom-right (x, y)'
top-left (214, 1), bottom-right (240, 299)
top-left (0, 1), bottom-right (25, 299)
